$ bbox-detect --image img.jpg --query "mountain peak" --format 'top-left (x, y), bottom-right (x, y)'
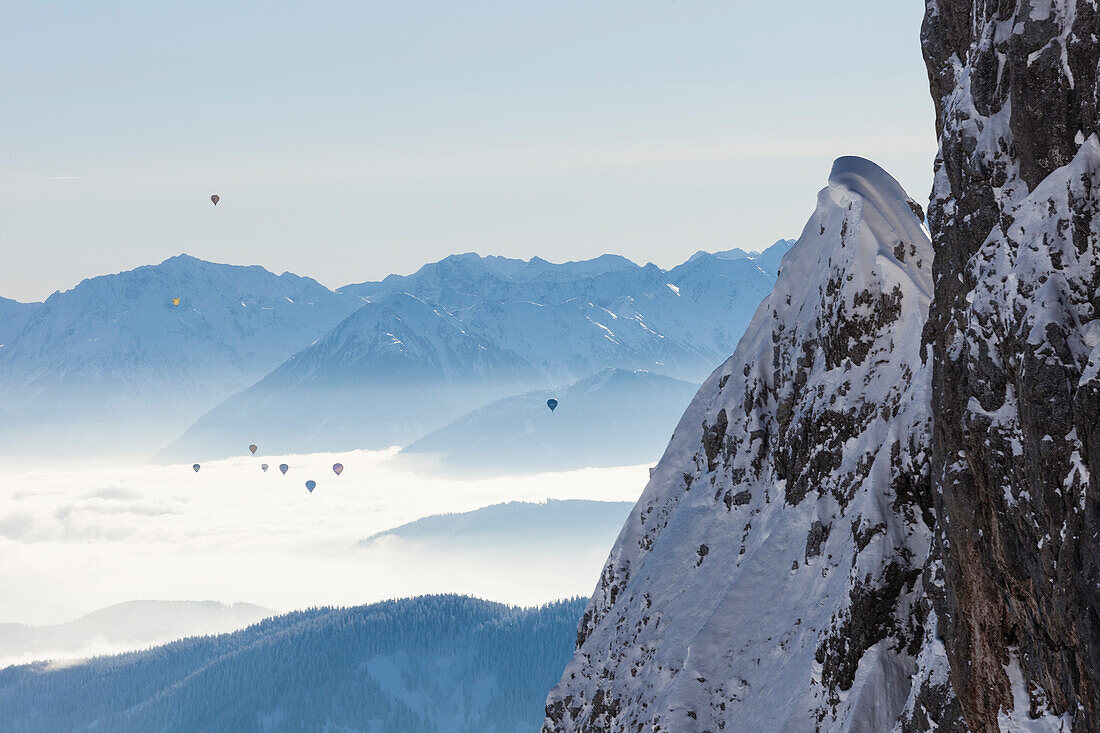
top-left (0, 256), bottom-right (363, 457)
top-left (685, 239), bottom-right (794, 274)
top-left (544, 158), bottom-right (933, 731)
top-left (160, 252), bottom-right (204, 265)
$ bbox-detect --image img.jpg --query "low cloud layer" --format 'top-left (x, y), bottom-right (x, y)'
top-left (0, 450), bottom-right (645, 638)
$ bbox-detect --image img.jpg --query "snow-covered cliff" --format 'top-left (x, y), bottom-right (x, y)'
top-left (544, 157), bottom-right (935, 731)
top-left (916, 1), bottom-right (1100, 728)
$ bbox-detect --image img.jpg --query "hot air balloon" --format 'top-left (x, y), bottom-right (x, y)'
top-left (261, 463), bottom-right (269, 472)
top-left (192, 464), bottom-right (201, 472)
top-left (305, 480), bottom-right (316, 493)
top-left (210, 194), bottom-right (220, 206)
top-left (249, 444), bottom-right (258, 455)
top-left (279, 464), bottom-right (289, 475)
top-left (171, 297), bottom-right (180, 306)
top-left (547, 398), bottom-right (558, 412)
top-left (332, 463), bottom-right (344, 476)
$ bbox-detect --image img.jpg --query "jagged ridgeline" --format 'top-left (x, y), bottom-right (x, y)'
top-left (544, 157), bottom-right (935, 731)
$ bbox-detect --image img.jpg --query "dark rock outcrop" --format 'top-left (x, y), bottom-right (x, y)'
top-left (921, 1), bottom-right (1100, 729)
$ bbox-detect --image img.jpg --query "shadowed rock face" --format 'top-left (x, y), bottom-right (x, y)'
top-left (922, 1), bottom-right (1100, 730)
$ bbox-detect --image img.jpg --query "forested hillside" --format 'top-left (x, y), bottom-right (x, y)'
top-left (0, 595), bottom-right (585, 732)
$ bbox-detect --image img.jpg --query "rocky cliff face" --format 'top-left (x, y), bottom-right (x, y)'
top-left (543, 157), bottom-right (936, 731)
top-left (545, 4), bottom-right (1100, 731)
top-left (921, 1), bottom-right (1100, 729)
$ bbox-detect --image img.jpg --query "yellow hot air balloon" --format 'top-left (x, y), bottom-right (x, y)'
top-left (171, 297), bottom-right (181, 306)
top-left (210, 194), bottom-right (220, 206)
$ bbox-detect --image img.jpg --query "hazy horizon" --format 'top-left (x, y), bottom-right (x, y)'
top-left (2, 2), bottom-right (932, 302)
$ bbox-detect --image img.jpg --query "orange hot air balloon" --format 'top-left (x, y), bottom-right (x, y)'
top-left (210, 194), bottom-right (220, 206)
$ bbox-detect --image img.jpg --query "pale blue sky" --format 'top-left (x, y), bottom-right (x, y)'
top-left (1, 1), bottom-right (933, 302)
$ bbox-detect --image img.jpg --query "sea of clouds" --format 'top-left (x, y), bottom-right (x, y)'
top-left (0, 449), bottom-right (644, 664)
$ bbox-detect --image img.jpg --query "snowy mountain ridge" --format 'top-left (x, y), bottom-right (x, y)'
top-left (544, 156), bottom-right (936, 731)
top-left (0, 296), bottom-right (41, 350)
top-left (0, 255), bottom-right (365, 457)
top-left (686, 238), bottom-right (794, 273)
top-left (0, 245), bottom-right (788, 460)
top-left (161, 246), bottom-right (787, 460)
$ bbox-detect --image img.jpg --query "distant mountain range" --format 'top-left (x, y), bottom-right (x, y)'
top-left (0, 600), bottom-right (273, 668)
top-left (0, 595), bottom-right (585, 732)
top-left (0, 243), bottom-right (790, 462)
top-left (398, 369), bottom-right (698, 474)
top-left (162, 244), bottom-right (787, 461)
top-left (360, 499), bottom-right (635, 553)
top-left (0, 255), bottom-right (363, 457)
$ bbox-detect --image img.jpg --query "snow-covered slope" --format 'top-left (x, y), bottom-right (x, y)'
top-left (544, 157), bottom-right (935, 731)
top-left (0, 595), bottom-right (585, 733)
top-left (340, 252), bottom-right (642, 306)
top-left (165, 249), bottom-right (784, 460)
top-left (753, 238), bottom-right (797, 276)
top-left (399, 369), bottom-right (698, 475)
top-left (158, 292), bottom-right (543, 459)
top-left (686, 238), bottom-right (794, 276)
top-left (0, 255), bottom-right (363, 457)
top-left (340, 250), bottom-right (787, 381)
top-left (0, 296), bottom-right (41, 349)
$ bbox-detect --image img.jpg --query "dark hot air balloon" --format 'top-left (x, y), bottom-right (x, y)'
top-left (305, 480), bottom-right (316, 493)
top-left (279, 464), bottom-right (289, 475)
top-left (192, 464), bottom-right (201, 472)
top-left (332, 463), bottom-right (344, 476)
top-left (249, 444), bottom-right (258, 455)
top-left (261, 464), bottom-right (269, 472)
top-left (546, 398), bottom-right (558, 412)
top-left (210, 194), bottom-right (220, 206)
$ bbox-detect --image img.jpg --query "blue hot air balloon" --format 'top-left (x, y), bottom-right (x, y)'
top-left (305, 480), bottom-right (316, 493)
top-left (261, 464), bottom-right (269, 472)
top-left (546, 398), bottom-right (558, 412)
top-left (332, 463), bottom-right (344, 476)
top-left (279, 464), bottom-right (289, 475)
top-left (192, 464), bottom-right (201, 472)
